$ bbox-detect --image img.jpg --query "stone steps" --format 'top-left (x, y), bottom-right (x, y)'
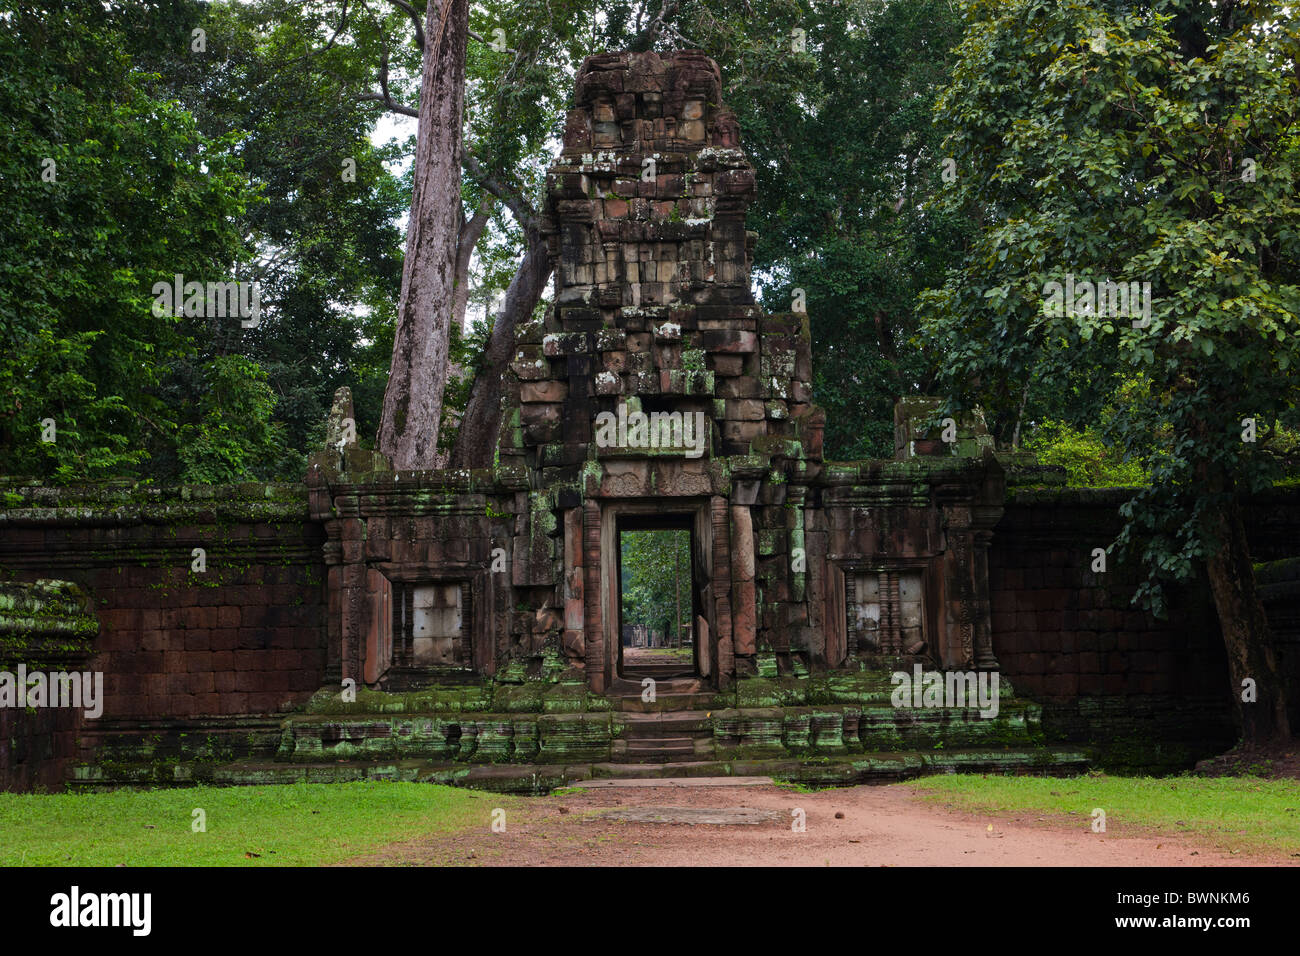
top-left (158, 746), bottom-right (1090, 794)
top-left (622, 664), bottom-right (696, 679)
top-left (619, 710), bottom-right (713, 737)
top-left (611, 692), bottom-right (728, 713)
top-left (616, 709), bottom-right (718, 762)
top-left (618, 737), bottom-right (701, 762)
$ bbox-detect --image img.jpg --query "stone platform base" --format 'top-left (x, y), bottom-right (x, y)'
top-left (66, 671), bottom-right (1099, 791)
top-left (198, 748), bottom-right (1088, 794)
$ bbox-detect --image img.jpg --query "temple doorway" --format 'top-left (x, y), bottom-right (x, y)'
top-left (616, 515), bottom-right (698, 681)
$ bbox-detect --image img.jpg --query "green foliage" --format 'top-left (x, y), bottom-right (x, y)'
top-left (0, 0), bottom-right (406, 484)
top-left (0, 1), bottom-right (252, 482)
top-left (175, 356), bottom-right (301, 484)
top-left (158, 0), bottom-right (407, 459)
top-left (1025, 422), bottom-right (1148, 488)
top-left (1024, 377), bottom-right (1153, 487)
top-left (0, 328), bottom-right (145, 482)
top-left (920, 0), bottom-right (1300, 612)
top-left (620, 529), bottom-right (692, 642)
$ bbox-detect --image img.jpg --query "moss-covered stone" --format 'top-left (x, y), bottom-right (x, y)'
top-left (0, 579), bottom-right (97, 666)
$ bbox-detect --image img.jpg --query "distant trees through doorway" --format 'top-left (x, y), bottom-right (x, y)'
top-left (619, 528), bottom-right (692, 656)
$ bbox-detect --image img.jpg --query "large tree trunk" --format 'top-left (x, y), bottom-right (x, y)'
top-left (451, 232), bottom-right (552, 468)
top-left (452, 199), bottom-right (493, 333)
top-left (443, 198), bottom-right (494, 416)
top-left (1204, 494), bottom-right (1291, 745)
top-left (375, 0), bottom-right (469, 469)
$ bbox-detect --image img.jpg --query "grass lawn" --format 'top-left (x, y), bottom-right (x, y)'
top-left (624, 647), bottom-right (694, 659)
top-left (906, 773), bottom-right (1300, 856)
top-left (0, 782), bottom-right (518, 866)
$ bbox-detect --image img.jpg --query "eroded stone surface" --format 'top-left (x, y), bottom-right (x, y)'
top-left (596, 805), bottom-right (786, 825)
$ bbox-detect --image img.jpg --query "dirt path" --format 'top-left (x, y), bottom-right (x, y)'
top-left (347, 781), bottom-right (1296, 867)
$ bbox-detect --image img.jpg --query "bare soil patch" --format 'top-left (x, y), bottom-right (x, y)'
top-left (345, 782), bottom-right (1297, 867)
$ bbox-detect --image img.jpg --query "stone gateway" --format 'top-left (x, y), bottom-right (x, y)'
top-left (309, 50), bottom-right (1005, 700)
top-left (5, 51), bottom-right (1289, 792)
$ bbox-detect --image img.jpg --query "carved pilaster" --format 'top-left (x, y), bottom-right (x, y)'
top-left (972, 528), bottom-right (1000, 670)
top-left (941, 506), bottom-right (977, 670)
top-left (582, 500), bottom-right (604, 692)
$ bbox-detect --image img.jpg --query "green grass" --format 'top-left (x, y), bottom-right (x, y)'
top-left (625, 647), bottom-right (694, 660)
top-left (769, 779), bottom-right (822, 794)
top-left (905, 773), bottom-right (1300, 855)
top-left (0, 782), bottom-right (517, 866)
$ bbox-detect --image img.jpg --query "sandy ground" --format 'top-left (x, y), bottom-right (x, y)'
top-left (346, 781), bottom-right (1298, 867)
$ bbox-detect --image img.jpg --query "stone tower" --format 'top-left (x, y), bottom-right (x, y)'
top-left (501, 51), bottom-right (822, 473)
top-left (311, 50), bottom-right (1001, 700)
top-left (495, 51), bottom-right (825, 692)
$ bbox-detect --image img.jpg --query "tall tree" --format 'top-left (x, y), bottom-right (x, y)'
top-left (0, 0), bottom-right (254, 482)
top-left (375, 0), bottom-right (470, 468)
top-left (922, 0), bottom-right (1299, 745)
top-left (351, 0), bottom-right (573, 467)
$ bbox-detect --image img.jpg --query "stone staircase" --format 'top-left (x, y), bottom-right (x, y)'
top-left (615, 710), bottom-right (713, 762)
top-left (68, 671), bottom-right (1090, 793)
top-left (622, 663), bottom-right (695, 680)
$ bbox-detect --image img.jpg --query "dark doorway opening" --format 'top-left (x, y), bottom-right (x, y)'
top-left (617, 514), bottom-right (698, 680)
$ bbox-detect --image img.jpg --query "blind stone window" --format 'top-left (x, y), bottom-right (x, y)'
top-left (392, 582), bottom-right (470, 668)
top-left (846, 569), bottom-right (924, 655)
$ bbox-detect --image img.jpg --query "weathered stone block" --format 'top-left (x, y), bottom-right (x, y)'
top-left (520, 381), bottom-right (569, 403)
top-left (726, 399), bottom-right (766, 422)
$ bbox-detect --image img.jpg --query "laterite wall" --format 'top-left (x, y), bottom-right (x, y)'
top-left (989, 485), bottom-right (1300, 764)
top-left (3, 480), bottom-right (1298, 786)
top-left (0, 484), bottom-right (327, 723)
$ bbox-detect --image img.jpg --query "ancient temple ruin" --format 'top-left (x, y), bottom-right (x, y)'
top-left (9, 51), bottom-right (1289, 793)
top-left (310, 50), bottom-right (1004, 699)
